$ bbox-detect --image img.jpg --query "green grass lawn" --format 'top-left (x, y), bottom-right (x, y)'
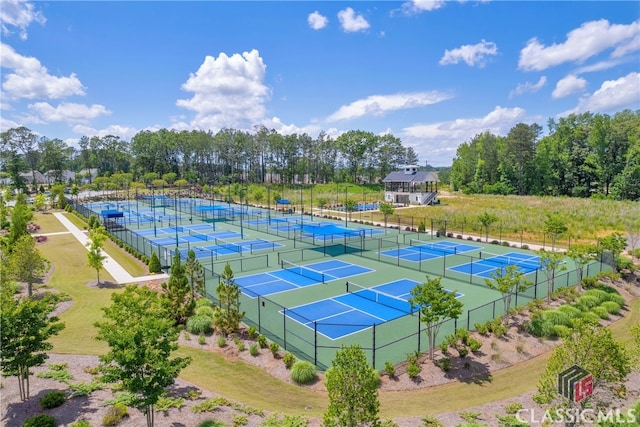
top-left (33, 195), bottom-right (640, 420)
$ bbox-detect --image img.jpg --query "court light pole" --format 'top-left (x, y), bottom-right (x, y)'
top-left (299, 183), bottom-right (303, 226)
top-left (151, 185), bottom-right (157, 237)
top-left (344, 185), bottom-right (349, 228)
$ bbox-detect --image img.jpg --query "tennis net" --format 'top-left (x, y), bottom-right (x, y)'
top-left (479, 252), bottom-right (540, 271)
top-left (346, 281), bottom-right (414, 314)
top-left (281, 260), bottom-right (326, 283)
top-left (188, 230), bottom-right (210, 241)
top-left (409, 239), bottom-right (458, 255)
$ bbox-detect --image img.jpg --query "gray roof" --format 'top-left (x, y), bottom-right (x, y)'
top-left (382, 170), bottom-right (439, 183)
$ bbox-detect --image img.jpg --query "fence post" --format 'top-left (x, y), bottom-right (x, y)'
top-left (258, 296), bottom-right (262, 333)
top-left (372, 324), bottom-right (376, 369)
top-left (314, 322), bottom-right (318, 367)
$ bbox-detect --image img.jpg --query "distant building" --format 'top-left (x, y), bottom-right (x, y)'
top-left (382, 165), bottom-right (439, 205)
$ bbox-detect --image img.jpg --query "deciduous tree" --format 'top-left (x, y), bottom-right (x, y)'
top-left (323, 345), bottom-right (380, 427)
top-left (95, 285), bottom-right (191, 427)
top-left (0, 284), bottom-right (65, 401)
top-left (566, 244), bottom-right (599, 290)
top-left (86, 226), bottom-right (107, 284)
top-left (477, 211), bottom-right (498, 242)
top-left (379, 202), bottom-right (394, 228)
top-left (484, 264), bottom-right (531, 320)
top-left (409, 276), bottom-right (463, 360)
top-left (539, 251), bottom-right (567, 304)
top-left (9, 235), bottom-right (49, 297)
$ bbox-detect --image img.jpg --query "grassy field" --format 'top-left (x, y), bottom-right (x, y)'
top-left (30, 196), bottom-right (640, 420)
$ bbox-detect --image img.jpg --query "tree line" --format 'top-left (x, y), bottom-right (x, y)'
top-left (449, 109), bottom-right (640, 200)
top-left (0, 126), bottom-right (418, 189)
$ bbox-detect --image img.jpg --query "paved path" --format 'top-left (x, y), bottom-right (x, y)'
top-left (52, 212), bottom-right (169, 284)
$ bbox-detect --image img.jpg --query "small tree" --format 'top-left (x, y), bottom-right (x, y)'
top-left (566, 243), bottom-right (599, 290)
top-left (184, 249), bottom-right (205, 301)
top-left (33, 193), bottom-right (46, 212)
top-left (161, 251), bottom-right (195, 325)
top-left (409, 276), bottom-right (464, 360)
top-left (323, 345), bottom-right (380, 427)
top-left (8, 193), bottom-right (32, 247)
top-left (344, 198), bottom-right (357, 222)
top-left (86, 226), bottom-right (107, 284)
top-left (477, 211), bottom-right (498, 242)
top-left (544, 213), bottom-right (568, 250)
top-left (598, 232), bottom-right (627, 272)
top-left (0, 284), bottom-right (65, 401)
top-left (534, 323), bottom-right (631, 417)
top-left (95, 285), bottom-right (191, 427)
top-left (148, 251), bottom-right (162, 273)
top-left (9, 235), bottom-right (49, 297)
top-left (378, 202), bottom-right (395, 228)
top-left (214, 263), bottom-right (244, 336)
top-left (539, 251), bottom-right (567, 304)
top-left (484, 264), bottom-right (531, 321)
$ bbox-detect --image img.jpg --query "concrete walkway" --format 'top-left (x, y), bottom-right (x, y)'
top-left (52, 212), bottom-right (169, 284)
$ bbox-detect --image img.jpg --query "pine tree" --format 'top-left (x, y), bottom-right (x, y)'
top-left (161, 251), bottom-right (194, 325)
top-left (148, 252), bottom-right (162, 274)
top-left (214, 263), bottom-right (244, 336)
top-left (184, 249), bottom-right (205, 301)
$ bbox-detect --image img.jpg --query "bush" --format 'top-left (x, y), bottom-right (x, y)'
top-left (248, 326), bottom-right (258, 339)
top-left (196, 305), bottom-right (215, 317)
top-left (269, 341), bottom-right (280, 357)
top-left (505, 402), bottom-right (523, 414)
top-left (198, 334), bottom-right (206, 345)
top-left (455, 328), bottom-right (470, 345)
top-left (196, 298), bottom-right (214, 307)
top-left (556, 305), bottom-right (582, 319)
top-left (496, 414), bottom-right (529, 426)
top-left (601, 301), bottom-right (621, 315)
top-left (70, 421), bottom-right (91, 427)
top-left (542, 310), bottom-right (572, 327)
top-left (186, 314), bottom-right (213, 335)
top-left (474, 322), bottom-right (489, 336)
top-left (581, 276), bottom-right (599, 289)
top-left (468, 337), bottom-right (482, 352)
top-left (102, 403), bottom-right (128, 426)
top-left (439, 340), bottom-right (449, 354)
top-left (148, 252), bottom-right (162, 273)
top-left (457, 347), bottom-right (469, 358)
top-left (435, 357), bottom-right (451, 371)
top-left (260, 413), bottom-right (309, 427)
top-left (290, 361), bottom-right (317, 384)
top-left (23, 414), bottom-right (56, 427)
top-left (553, 324), bottom-right (572, 338)
top-left (421, 415), bottom-right (445, 427)
top-left (198, 421), bottom-right (226, 427)
top-left (591, 306), bottom-right (610, 319)
top-left (249, 343), bottom-right (260, 356)
top-left (257, 334), bottom-right (268, 348)
top-left (217, 336), bottom-right (227, 347)
top-left (40, 390), bottom-right (66, 409)
top-left (384, 361), bottom-right (396, 378)
top-left (575, 295), bottom-right (600, 310)
top-left (282, 352), bottom-right (296, 369)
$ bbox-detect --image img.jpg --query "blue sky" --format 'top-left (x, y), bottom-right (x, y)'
top-left (1, 1), bottom-right (639, 166)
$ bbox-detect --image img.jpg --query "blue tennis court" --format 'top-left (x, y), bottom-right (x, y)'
top-left (381, 241), bottom-right (481, 262)
top-left (235, 260), bottom-right (373, 297)
top-left (449, 251), bottom-right (541, 278)
top-left (285, 278), bottom-right (464, 339)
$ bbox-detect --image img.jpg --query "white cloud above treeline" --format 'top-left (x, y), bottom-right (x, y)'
top-left (338, 7), bottom-right (370, 33)
top-left (439, 40), bottom-right (498, 68)
top-left (308, 11), bottom-right (328, 30)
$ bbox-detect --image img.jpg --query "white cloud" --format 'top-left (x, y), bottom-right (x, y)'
top-left (1, 42), bottom-right (85, 100)
top-left (0, 0), bottom-right (46, 40)
top-left (337, 7), bottom-right (370, 33)
top-left (72, 124), bottom-right (139, 141)
top-left (326, 91), bottom-right (452, 122)
top-left (560, 72), bottom-right (640, 116)
top-left (28, 102), bottom-right (110, 123)
top-left (439, 40), bottom-right (498, 67)
top-left (518, 19), bottom-right (640, 71)
top-left (402, 106), bottom-right (527, 165)
top-left (509, 76), bottom-right (547, 98)
top-left (308, 11), bottom-right (328, 30)
top-left (401, 0), bottom-right (446, 14)
top-left (552, 75), bottom-right (587, 99)
top-left (176, 49), bottom-right (270, 131)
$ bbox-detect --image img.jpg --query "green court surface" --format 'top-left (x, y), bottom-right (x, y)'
top-left (76, 197), bottom-right (610, 370)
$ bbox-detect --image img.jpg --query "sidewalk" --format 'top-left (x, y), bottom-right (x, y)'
top-left (52, 212), bottom-right (169, 284)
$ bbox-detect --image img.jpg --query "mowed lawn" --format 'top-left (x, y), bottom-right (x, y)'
top-left (33, 204), bottom-right (639, 419)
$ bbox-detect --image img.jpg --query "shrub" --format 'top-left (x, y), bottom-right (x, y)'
top-left (23, 414), bottom-right (56, 427)
top-left (384, 361), bottom-right (396, 378)
top-left (468, 337), bottom-right (482, 352)
top-left (521, 244), bottom-right (529, 250)
top-left (40, 390), bottom-right (66, 409)
top-left (457, 347), bottom-right (469, 358)
top-left (591, 306), bottom-right (610, 319)
top-left (542, 310), bottom-right (572, 327)
top-left (505, 402), bottom-right (523, 414)
top-left (581, 276), bottom-right (599, 289)
top-left (198, 421), bottom-right (226, 427)
top-left (196, 305), bottom-right (215, 317)
top-left (455, 328), bottom-right (470, 345)
top-left (198, 334), bottom-right (206, 345)
top-left (217, 336), bottom-right (227, 347)
top-left (501, 241), bottom-right (511, 247)
top-left (148, 251), bottom-right (162, 273)
top-left (474, 322), bottom-right (489, 336)
top-left (290, 361), bottom-right (316, 384)
top-left (282, 352), bottom-right (296, 369)
top-left (260, 413), bottom-right (309, 427)
top-left (553, 324), bottom-right (572, 338)
top-left (435, 357), bottom-right (451, 372)
top-left (248, 326), bottom-right (258, 339)
top-left (102, 403), bottom-right (128, 426)
top-left (601, 301), bottom-right (621, 315)
top-left (557, 305), bottom-right (582, 319)
top-left (70, 420), bottom-right (91, 427)
top-left (237, 342), bottom-right (245, 352)
top-left (196, 298), bottom-right (214, 307)
top-left (187, 314), bottom-right (213, 335)
top-left (233, 414), bottom-right (248, 426)
top-left (249, 343), bottom-right (260, 356)
top-left (269, 341), bottom-right (280, 357)
top-left (575, 295), bottom-right (600, 310)
top-left (257, 334), bottom-right (268, 348)
top-left (439, 340), bottom-right (449, 354)
top-left (583, 289), bottom-right (620, 305)
top-left (421, 415), bottom-right (445, 427)
top-left (496, 414), bottom-right (529, 426)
